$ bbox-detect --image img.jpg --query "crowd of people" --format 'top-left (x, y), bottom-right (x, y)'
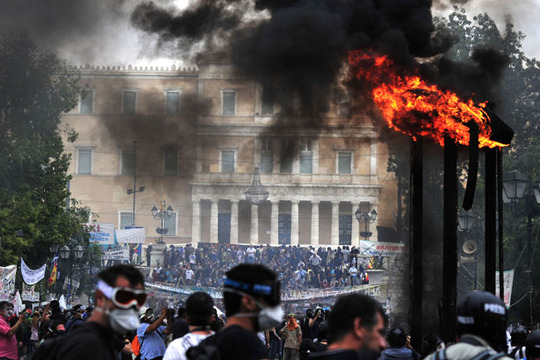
top-left (150, 243), bottom-right (380, 291)
top-left (1, 262), bottom-right (539, 360)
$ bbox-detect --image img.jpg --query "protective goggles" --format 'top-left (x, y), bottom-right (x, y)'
top-left (97, 280), bottom-right (147, 309)
top-left (223, 278), bottom-right (281, 307)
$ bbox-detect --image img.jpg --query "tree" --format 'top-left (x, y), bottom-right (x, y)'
top-left (0, 33), bottom-right (90, 268)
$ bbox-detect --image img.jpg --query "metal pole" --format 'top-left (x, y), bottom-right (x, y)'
top-left (410, 138), bottom-right (423, 351)
top-left (497, 148), bottom-right (504, 301)
top-left (485, 148), bottom-right (497, 293)
top-left (132, 141), bottom-right (138, 227)
top-left (442, 134), bottom-right (457, 343)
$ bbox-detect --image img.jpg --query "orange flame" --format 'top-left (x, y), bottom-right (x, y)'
top-left (349, 50), bottom-right (507, 148)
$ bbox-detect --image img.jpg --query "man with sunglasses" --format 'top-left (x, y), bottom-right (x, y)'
top-left (52, 264), bottom-right (146, 360)
top-left (187, 263), bottom-right (282, 360)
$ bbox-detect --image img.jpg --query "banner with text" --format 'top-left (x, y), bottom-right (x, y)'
top-left (496, 269), bottom-right (515, 307)
top-left (87, 223), bottom-right (115, 245)
top-left (22, 284), bottom-right (40, 302)
top-left (102, 247), bottom-right (129, 261)
top-left (116, 227), bottom-right (145, 244)
top-left (20, 258), bottom-right (46, 285)
top-left (0, 265), bottom-right (17, 297)
top-left (360, 240), bottom-right (406, 256)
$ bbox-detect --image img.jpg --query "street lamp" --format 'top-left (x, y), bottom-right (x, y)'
top-left (503, 169), bottom-right (540, 327)
top-left (245, 167), bottom-right (269, 205)
top-left (151, 200), bottom-right (173, 244)
top-left (55, 245), bottom-right (85, 304)
top-left (457, 209), bottom-right (478, 290)
top-left (355, 206), bottom-right (377, 240)
top-left (457, 209), bottom-right (476, 232)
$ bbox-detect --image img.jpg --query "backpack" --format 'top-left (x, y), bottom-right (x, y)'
top-left (431, 348), bottom-right (508, 360)
top-left (132, 335), bottom-right (141, 357)
top-left (27, 335), bottom-right (64, 360)
top-left (185, 342), bottom-right (221, 360)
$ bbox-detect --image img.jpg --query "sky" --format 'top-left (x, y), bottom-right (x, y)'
top-left (0, 0), bottom-right (538, 67)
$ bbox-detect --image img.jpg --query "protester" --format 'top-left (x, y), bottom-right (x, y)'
top-left (424, 291), bottom-right (511, 360)
top-left (188, 263), bottom-right (282, 360)
top-left (172, 307), bottom-right (188, 340)
top-left (309, 293), bottom-right (387, 359)
top-left (163, 292), bottom-right (214, 360)
top-left (379, 328), bottom-right (419, 360)
top-left (526, 330), bottom-right (540, 360)
top-left (508, 325), bottom-right (527, 360)
top-left (267, 327), bottom-right (283, 360)
top-left (35, 264), bottom-right (146, 360)
top-left (0, 301), bottom-right (26, 360)
top-left (421, 335), bottom-right (444, 358)
top-left (137, 306), bottom-right (173, 360)
top-left (281, 313), bottom-right (302, 360)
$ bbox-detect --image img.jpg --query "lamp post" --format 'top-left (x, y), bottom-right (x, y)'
top-left (127, 140), bottom-right (144, 227)
top-left (458, 209), bottom-right (478, 290)
top-left (151, 200), bottom-right (173, 244)
top-left (503, 169), bottom-right (540, 327)
top-left (245, 167), bottom-right (269, 205)
top-left (355, 207), bottom-right (377, 240)
top-left (58, 245), bottom-right (85, 304)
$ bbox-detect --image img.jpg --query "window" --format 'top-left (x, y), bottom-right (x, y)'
top-left (122, 149), bottom-right (135, 175)
top-left (164, 148), bottom-right (178, 175)
top-left (80, 90), bottom-right (93, 114)
top-left (120, 212), bottom-right (133, 229)
top-left (222, 90), bottom-right (236, 115)
top-left (338, 152), bottom-right (352, 174)
top-left (280, 139), bottom-right (293, 174)
top-left (221, 150), bottom-right (235, 173)
top-left (260, 138), bottom-right (273, 173)
top-left (78, 149), bottom-right (92, 174)
top-left (123, 90), bottom-right (137, 114)
top-left (300, 138), bottom-right (313, 174)
top-left (261, 85), bottom-right (274, 115)
top-left (165, 91), bottom-right (180, 116)
top-left (164, 213), bottom-right (177, 236)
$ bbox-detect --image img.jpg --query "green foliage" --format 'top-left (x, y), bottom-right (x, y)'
top-left (0, 33), bottom-right (89, 268)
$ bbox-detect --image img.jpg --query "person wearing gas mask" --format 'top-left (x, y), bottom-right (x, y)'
top-left (51, 264), bottom-right (147, 360)
top-left (190, 263), bottom-right (282, 360)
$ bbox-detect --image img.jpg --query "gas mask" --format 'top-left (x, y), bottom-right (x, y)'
top-left (223, 287), bottom-right (284, 331)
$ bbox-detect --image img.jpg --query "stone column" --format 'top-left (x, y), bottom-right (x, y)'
top-left (331, 201), bottom-right (340, 246)
top-left (270, 200), bottom-right (279, 246)
top-left (351, 207), bottom-right (360, 246)
top-left (291, 200), bottom-right (299, 246)
top-left (311, 201), bottom-right (320, 246)
top-left (250, 203), bottom-right (259, 244)
top-left (230, 200), bottom-right (239, 244)
top-left (210, 200), bottom-right (218, 243)
top-left (191, 199), bottom-right (201, 244)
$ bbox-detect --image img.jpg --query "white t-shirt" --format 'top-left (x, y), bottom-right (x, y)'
top-left (163, 332), bottom-right (214, 360)
top-left (185, 269), bottom-right (194, 280)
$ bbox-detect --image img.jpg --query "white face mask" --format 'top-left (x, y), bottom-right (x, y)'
top-left (104, 307), bottom-right (140, 333)
top-left (224, 288), bottom-right (284, 331)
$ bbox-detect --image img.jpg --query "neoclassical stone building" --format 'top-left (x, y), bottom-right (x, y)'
top-left (62, 55), bottom-right (397, 247)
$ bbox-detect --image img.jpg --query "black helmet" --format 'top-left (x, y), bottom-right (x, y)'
top-left (526, 330), bottom-right (540, 359)
top-left (456, 291), bottom-right (507, 351)
top-left (511, 325), bottom-right (528, 346)
top-left (387, 327), bottom-right (407, 348)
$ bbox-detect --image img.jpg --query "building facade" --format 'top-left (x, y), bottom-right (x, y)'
top-left (62, 57), bottom-right (397, 247)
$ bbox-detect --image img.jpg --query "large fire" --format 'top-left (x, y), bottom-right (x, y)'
top-left (348, 50), bottom-right (507, 148)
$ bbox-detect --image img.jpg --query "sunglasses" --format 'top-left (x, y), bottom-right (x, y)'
top-left (97, 280), bottom-right (147, 309)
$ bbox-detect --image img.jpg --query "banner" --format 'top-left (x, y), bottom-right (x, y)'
top-left (22, 284), bottom-right (40, 302)
top-left (0, 265), bottom-right (17, 296)
top-left (13, 291), bottom-right (24, 314)
top-left (360, 240), bottom-right (405, 256)
top-left (102, 247), bottom-right (129, 261)
top-left (48, 257), bottom-right (58, 286)
top-left (116, 227), bottom-right (145, 244)
top-left (496, 269), bottom-right (515, 307)
top-left (20, 258), bottom-right (46, 285)
top-left (87, 223), bottom-right (115, 245)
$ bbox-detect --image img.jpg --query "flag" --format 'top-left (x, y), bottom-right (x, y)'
top-left (48, 256), bottom-right (58, 286)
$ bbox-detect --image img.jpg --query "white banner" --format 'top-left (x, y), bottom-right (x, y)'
top-left (116, 228), bottom-right (145, 244)
top-left (20, 258), bottom-right (46, 285)
top-left (87, 223), bottom-right (115, 245)
top-left (496, 269), bottom-right (515, 307)
top-left (22, 284), bottom-right (40, 302)
top-left (102, 247), bottom-right (129, 261)
top-left (0, 265), bottom-right (17, 296)
top-left (360, 240), bottom-right (405, 256)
